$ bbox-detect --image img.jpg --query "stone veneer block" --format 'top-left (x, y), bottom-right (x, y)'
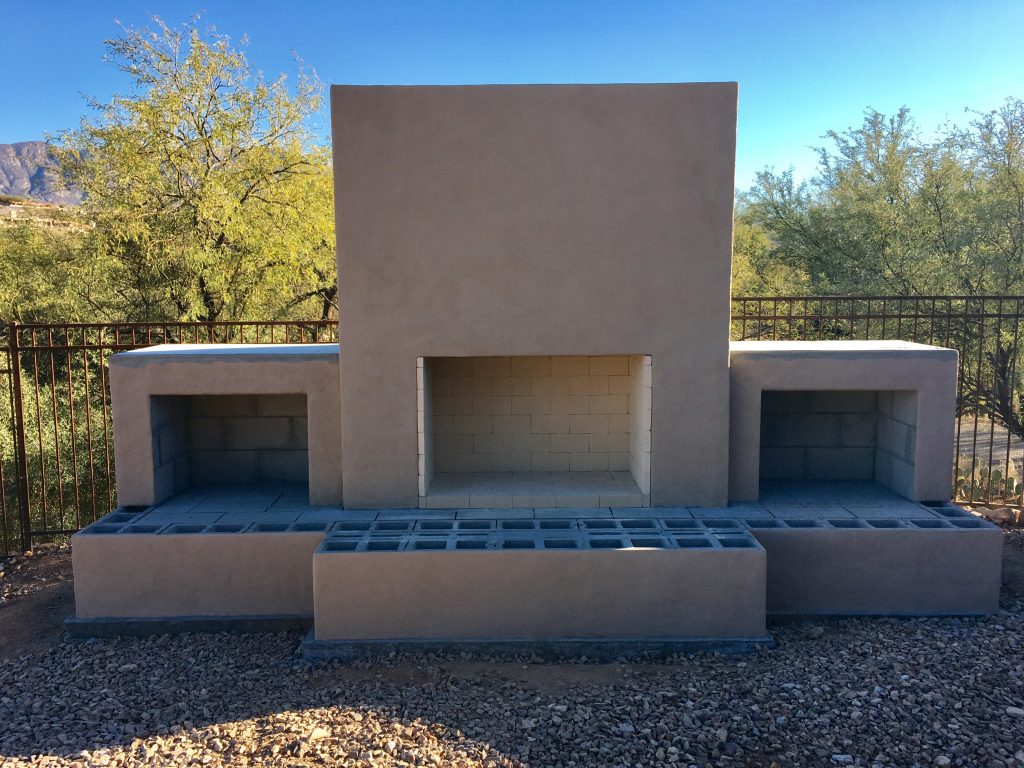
top-left (729, 341), bottom-right (958, 502)
top-left (333, 83), bottom-right (737, 507)
top-left (109, 344), bottom-right (342, 506)
top-left (313, 546), bottom-right (766, 641)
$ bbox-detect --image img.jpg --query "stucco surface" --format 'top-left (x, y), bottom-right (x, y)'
top-left (72, 531), bottom-right (323, 618)
top-left (332, 83), bottom-right (738, 508)
top-left (752, 527), bottom-right (1002, 615)
top-left (109, 345), bottom-right (342, 505)
top-left (313, 547), bottom-right (766, 640)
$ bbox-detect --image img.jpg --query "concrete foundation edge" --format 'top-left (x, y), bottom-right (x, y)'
top-left (298, 632), bottom-right (775, 662)
top-left (64, 614), bottom-right (313, 639)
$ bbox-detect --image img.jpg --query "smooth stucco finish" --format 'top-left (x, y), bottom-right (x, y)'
top-left (729, 341), bottom-right (959, 501)
top-left (109, 345), bottom-right (342, 506)
top-left (752, 527), bottom-right (1002, 615)
top-left (313, 547), bottom-right (767, 640)
top-left (332, 83), bottom-right (738, 508)
top-left (72, 531), bottom-right (323, 618)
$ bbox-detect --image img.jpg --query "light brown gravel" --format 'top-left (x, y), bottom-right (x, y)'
top-left (1, 535), bottom-right (1023, 767)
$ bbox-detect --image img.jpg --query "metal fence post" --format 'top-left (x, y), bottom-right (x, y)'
top-left (8, 322), bottom-right (33, 552)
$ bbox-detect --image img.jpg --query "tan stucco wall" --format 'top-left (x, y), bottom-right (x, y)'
top-left (332, 83), bottom-right (738, 507)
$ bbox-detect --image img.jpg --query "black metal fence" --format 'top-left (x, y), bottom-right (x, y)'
top-left (0, 321), bottom-right (337, 554)
top-left (0, 298), bottom-right (1022, 554)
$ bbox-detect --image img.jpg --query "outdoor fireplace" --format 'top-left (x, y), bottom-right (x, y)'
top-left (333, 83), bottom-right (737, 508)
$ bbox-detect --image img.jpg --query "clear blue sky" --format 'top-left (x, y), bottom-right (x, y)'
top-left (2, 0), bottom-right (1021, 189)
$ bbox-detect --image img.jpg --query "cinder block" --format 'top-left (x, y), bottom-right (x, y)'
top-left (510, 356), bottom-right (551, 377)
top-left (761, 414), bottom-right (840, 447)
top-left (570, 376), bottom-right (609, 396)
top-left (474, 433), bottom-right (513, 453)
top-left (608, 376), bottom-right (631, 395)
top-left (451, 376), bottom-right (493, 397)
top-left (571, 414), bottom-right (610, 434)
top-left (491, 377), bottom-right (532, 396)
top-left (473, 396), bottom-right (511, 415)
top-left (589, 433), bottom-right (630, 453)
top-left (452, 415), bottom-right (494, 434)
top-left (840, 414), bottom-right (876, 447)
top-left (432, 357), bottom-right (475, 377)
top-left (433, 396), bottom-right (474, 416)
top-left (571, 452), bottom-right (609, 471)
top-left (805, 446), bottom-right (874, 480)
top-left (889, 456), bottom-right (916, 498)
top-left (436, 433), bottom-right (475, 454)
top-left (532, 453), bottom-right (570, 472)
top-left (433, 415), bottom-right (456, 434)
top-left (256, 394), bottom-right (307, 416)
top-left (491, 414), bottom-right (531, 434)
top-left (607, 452), bottom-right (631, 471)
top-left (607, 414), bottom-right (630, 433)
top-left (589, 356), bottom-right (629, 376)
top-left (292, 417), bottom-right (309, 449)
top-left (259, 450), bottom-right (309, 482)
top-left (531, 414), bottom-right (571, 434)
top-left (431, 376), bottom-right (456, 396)
top-left (808, 390), bottom-right (877, 413)
top-left (157, 423), bottom-right (186, 462)
top-left (224, 417), bottom-right (292, 450)
top-left (190, 450), bottom-right (259, 485)
top-left (550, 434), bottom-right (591, 453)
top-left (892, 391), bottom-right (917, 425)
top-left (187, 395), bottom-right (257, 417)
top-left (549, 395), bottom-right (590, 415)
top-left (878, 418), bottom-right (912, 458)
top-left (512, 433), bottom-right (552, 453)
top-left (759, 446), bottom-right (805, 480)
top-left (529, 376), bottom-right (571, 396)
top-left (511, 395), bottom-right (550, 414)
top-left (152, 462), bottom-right (176, 503)
top-left (589, 394), bottom-right (628, 415)
top-left (760, 391), bottom-right (809, 414)
top-left (473, 356), bottom-right (511, 377)
top-left (550, 356), bottom-right (590, 377)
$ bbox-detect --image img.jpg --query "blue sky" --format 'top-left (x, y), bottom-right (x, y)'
top-left (2, 0), bottom-right (1021, 189)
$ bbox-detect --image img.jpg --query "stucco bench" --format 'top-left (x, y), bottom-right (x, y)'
top-left (728, 341), bottom-right (958, 502)
top-left (109, 344), bottom-right (342, 506)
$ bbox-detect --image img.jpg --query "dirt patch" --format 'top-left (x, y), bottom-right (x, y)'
top-left (0, 546), bottom-right (74, 661)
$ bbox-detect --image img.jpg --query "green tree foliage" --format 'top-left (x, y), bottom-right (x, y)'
top-left (49, 17), bottom-right (337, 322)
top-left (735, 99), bottom-right (1024, 297)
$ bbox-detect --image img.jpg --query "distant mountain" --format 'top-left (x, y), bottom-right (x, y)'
top-left (0, 141), bottom-right (81, 205)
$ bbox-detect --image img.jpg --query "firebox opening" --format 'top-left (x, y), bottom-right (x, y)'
top-left (149, 394), bottom-right (309, 500)
top-left (758, 390), bottom-right (917, 499)
top-left (417, 356), bottom-right (652, 508)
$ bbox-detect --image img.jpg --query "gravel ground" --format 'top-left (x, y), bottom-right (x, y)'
top-left (1, 537), bottom-right (1024, 767)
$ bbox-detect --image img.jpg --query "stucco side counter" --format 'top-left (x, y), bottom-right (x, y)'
top-left (109, 344), bottom-right (343, 506)
top-left (729, 341), bottom-right (958, 502)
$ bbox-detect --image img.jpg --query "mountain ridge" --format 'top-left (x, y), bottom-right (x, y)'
top-left (0, 141), bottom-right (81, 204)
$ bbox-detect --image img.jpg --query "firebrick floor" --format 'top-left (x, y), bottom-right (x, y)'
top-left (424, 470), bottom-right (647, 509)
top-left (127, 480), bottom-right (964, 525)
